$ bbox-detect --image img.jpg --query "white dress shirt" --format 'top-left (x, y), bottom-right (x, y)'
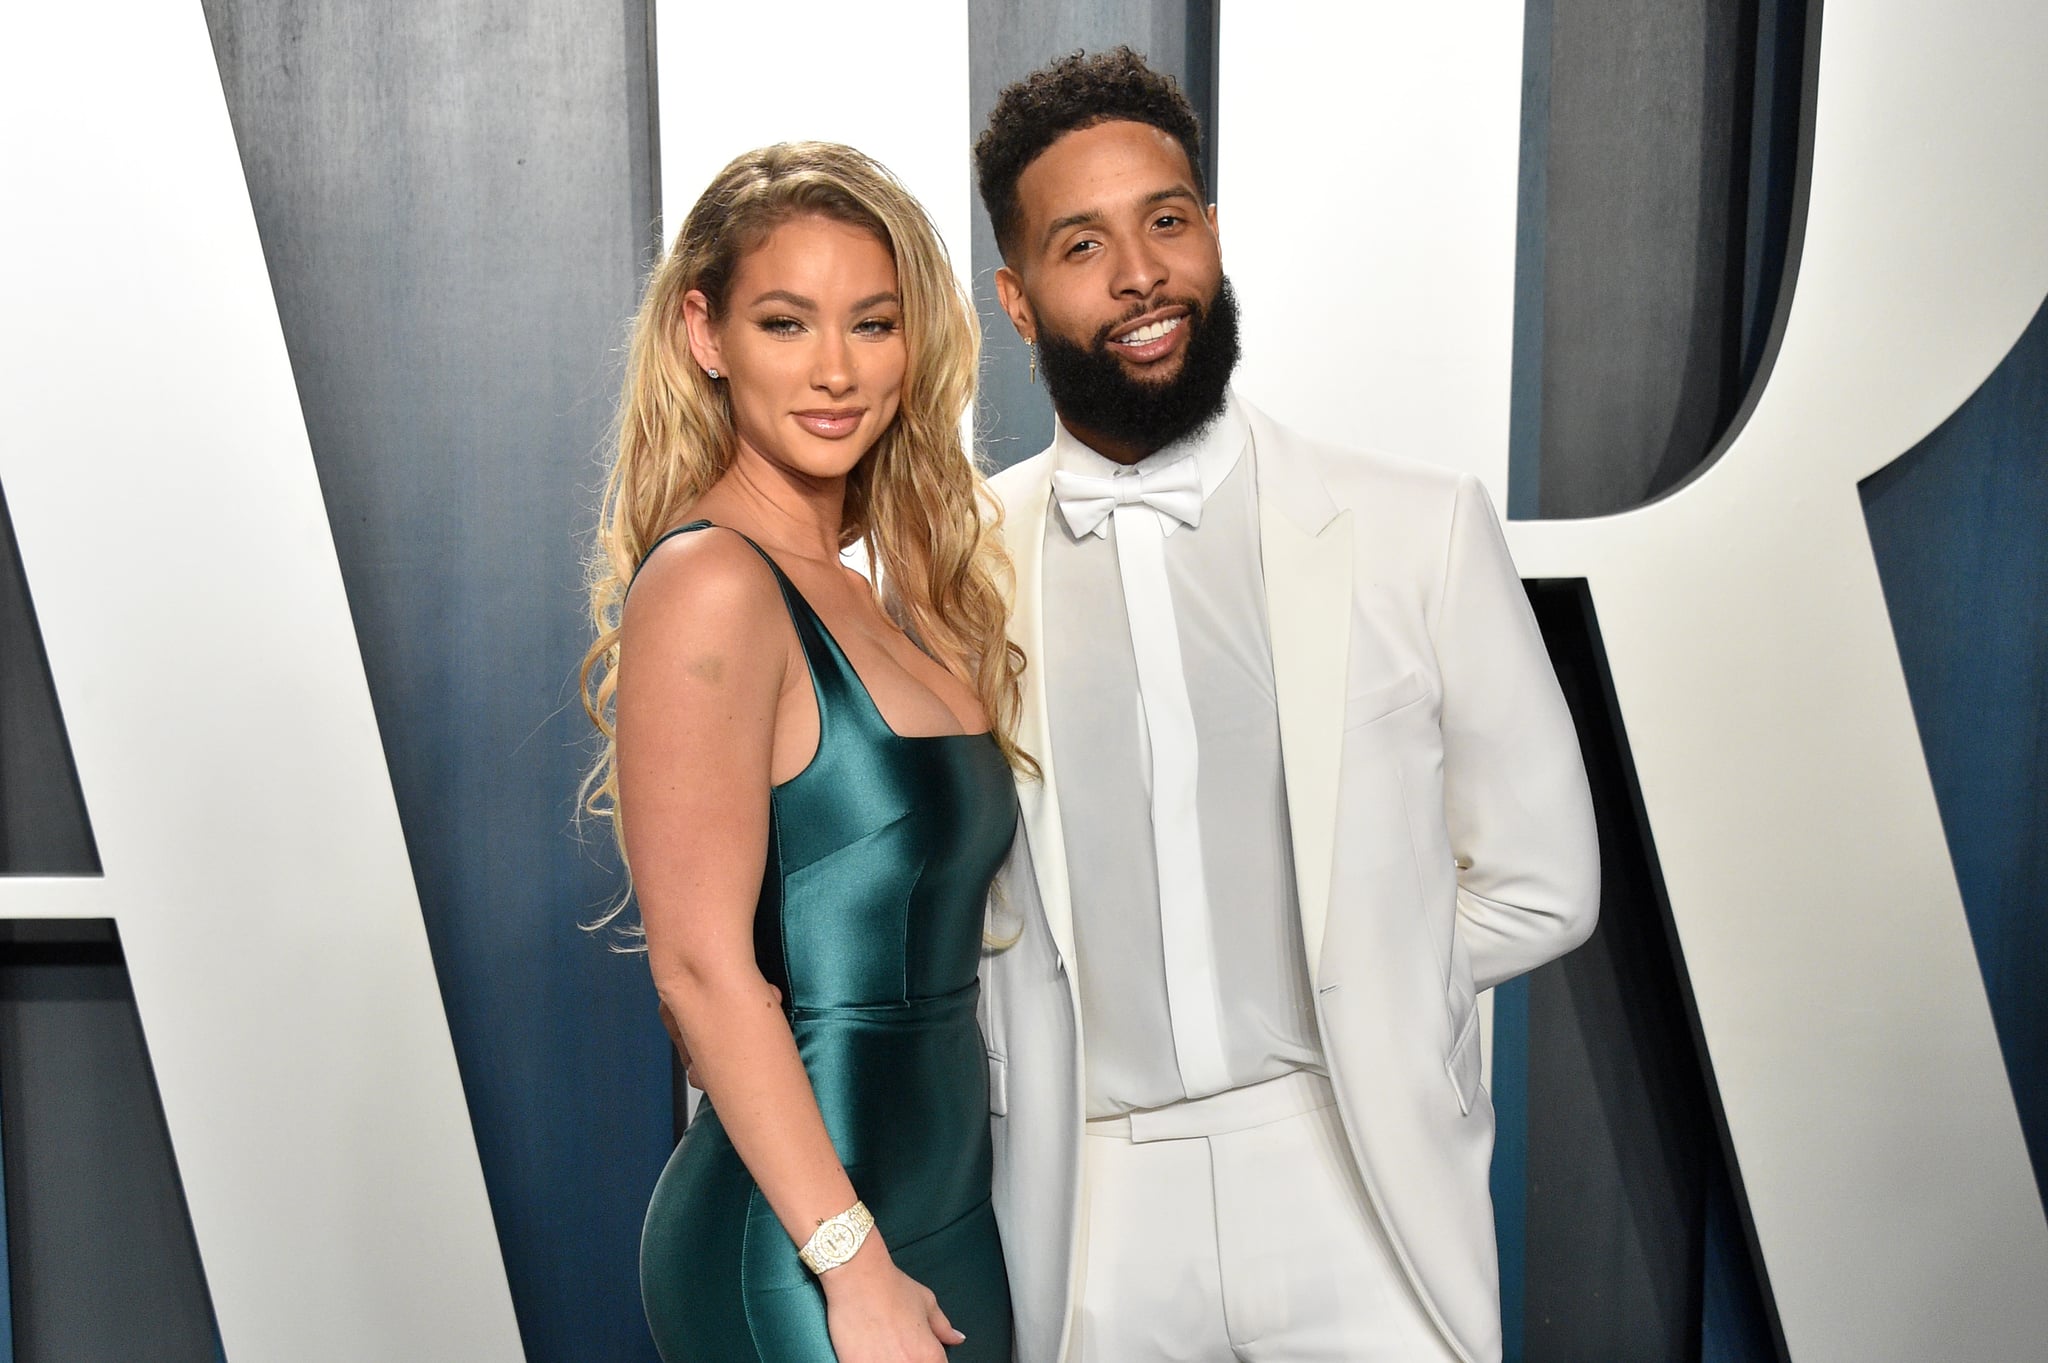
top-left (1042, 392), bottom-right (1324, 1117)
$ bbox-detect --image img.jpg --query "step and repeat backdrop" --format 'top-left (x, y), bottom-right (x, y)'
top-left (1, 2), bottom-right (2044, 1360)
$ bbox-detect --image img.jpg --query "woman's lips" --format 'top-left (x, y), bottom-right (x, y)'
top-left (793, 408), bottom-right (865, 439)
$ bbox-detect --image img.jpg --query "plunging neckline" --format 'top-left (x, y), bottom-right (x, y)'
top-left (663, 520), bottom-right (992, 746)
top-left (777, 569), bottom-right (993, 745)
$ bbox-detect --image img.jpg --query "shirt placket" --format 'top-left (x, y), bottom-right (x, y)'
top-left (1109, 494), bottom-right (1232, 1100)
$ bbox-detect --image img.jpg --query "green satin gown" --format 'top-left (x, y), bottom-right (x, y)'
top-left (638, 523), bottom-right (1017, 1363)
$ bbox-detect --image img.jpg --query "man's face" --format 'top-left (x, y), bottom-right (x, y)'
top-left (996, 120), bottom-right (1236, 458)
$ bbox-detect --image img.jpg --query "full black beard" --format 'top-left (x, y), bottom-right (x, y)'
top-left (1036, 276), bottom-right (1242, 454)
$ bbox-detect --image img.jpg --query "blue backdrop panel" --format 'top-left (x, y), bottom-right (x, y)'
top-left (1499, 0), bottom-right (1806, 1355)
top-left (201, 5), bottom-right (670, 1358)
top-left (1506, 584), bottom-right (1782, 1363)
top-left (1862, 291), bottom-right (2048, 1208)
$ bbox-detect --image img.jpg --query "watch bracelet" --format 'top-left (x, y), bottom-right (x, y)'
top-left (797, 1199), bottom-right (875, 1274)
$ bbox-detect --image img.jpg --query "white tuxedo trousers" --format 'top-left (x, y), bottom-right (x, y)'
top-left (1076, 1071), bottom-right (1461, 1363)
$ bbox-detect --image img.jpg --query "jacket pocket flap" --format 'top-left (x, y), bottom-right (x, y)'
top-left (1344, 669), bottom-right (1427, 729)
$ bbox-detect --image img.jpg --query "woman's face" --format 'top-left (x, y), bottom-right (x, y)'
top-left (685, 214), bottom-right (906, 484)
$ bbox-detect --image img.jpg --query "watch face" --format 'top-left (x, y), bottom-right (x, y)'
top-left (814, 1221), bottom-right (859, 1263)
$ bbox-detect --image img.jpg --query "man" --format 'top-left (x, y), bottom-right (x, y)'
top-left (973, 48), bottom-right (1600, 1363)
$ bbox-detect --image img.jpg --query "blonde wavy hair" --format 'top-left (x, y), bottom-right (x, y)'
top-left (580, 142), bottom-right (1030, 928)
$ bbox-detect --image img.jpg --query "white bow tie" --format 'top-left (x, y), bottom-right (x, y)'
top-left (1051, 458), bottom-right (1204, 540)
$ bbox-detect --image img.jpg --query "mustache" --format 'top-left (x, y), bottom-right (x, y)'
top-left (1090, 296), bottom-right (1206, 350)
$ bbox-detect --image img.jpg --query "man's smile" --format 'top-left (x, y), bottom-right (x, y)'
top-left (1105, 307), bottom-right (1190, 363)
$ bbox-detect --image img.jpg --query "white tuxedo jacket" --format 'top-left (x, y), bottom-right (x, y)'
top-left (977, 401), bottom-right (1600, 1363)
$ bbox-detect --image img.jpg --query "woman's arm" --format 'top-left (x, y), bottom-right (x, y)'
top-left (617, 530), bottom-right (962, 1359)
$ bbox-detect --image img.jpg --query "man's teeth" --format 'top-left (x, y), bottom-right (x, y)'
top-left (1116, 316), bottom-right (1183, 345)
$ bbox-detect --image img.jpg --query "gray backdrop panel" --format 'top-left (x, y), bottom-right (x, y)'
top-left (1532, 0), bottom-right (1754, 516)
top-left (201, 4), bottom-right (667, 1358)
top-left (0, 923), bottom-right (217, 1363)
top-left (0, 489), bottom-right (96, 877)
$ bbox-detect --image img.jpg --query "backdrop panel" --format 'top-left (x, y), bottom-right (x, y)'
top-left (1507, 0), bottom-right (2048, 1354)
top-left (0, 3), bottom-right (523, 1356)
top-left (201, 3), bottom-right (670, 1357)
top-left (1863, 294), bottom-right (2048, 1205)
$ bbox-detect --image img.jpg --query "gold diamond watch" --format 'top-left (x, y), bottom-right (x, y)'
top-left (797, 1200), bottom-right (875, 1275)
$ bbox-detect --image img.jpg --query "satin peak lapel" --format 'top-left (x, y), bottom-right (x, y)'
top-left (1251, 416), bottom-right (1352, 983)
top-left (1000, 457), bottom-right (1080, 989)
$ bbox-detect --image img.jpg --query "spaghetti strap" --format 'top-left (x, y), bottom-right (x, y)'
top-left (630, 520), bottom-right (887, 748)
top-left (629, 519), bottom-right (771, 591)
top-left (631, 519), bottom-right (808, 630)
top-left (640, 520), bottom-right (716, 562)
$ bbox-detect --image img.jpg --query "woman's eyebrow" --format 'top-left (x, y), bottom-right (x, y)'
top-left (747, 290), bottom-right (900, 312)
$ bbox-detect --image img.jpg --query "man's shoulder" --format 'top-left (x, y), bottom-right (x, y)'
top-left (1249, 404), bottom-right (1473, 515)
top-left (986, 446), bottom-right (1056, 506)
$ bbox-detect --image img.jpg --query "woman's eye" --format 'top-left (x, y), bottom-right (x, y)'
top-left (855, 317), bottom-right (899, 336)
top-left (760, 316), bottom-right (803, 336)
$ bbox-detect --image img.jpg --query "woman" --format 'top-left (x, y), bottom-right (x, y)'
top-left (580, 142), bottom-right (1025, 1363)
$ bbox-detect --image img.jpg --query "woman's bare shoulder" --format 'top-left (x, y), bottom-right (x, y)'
top-left (621, 526), bottom-right (790, 668)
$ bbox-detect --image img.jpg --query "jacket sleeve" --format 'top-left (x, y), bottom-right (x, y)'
top-left (1433, 474), bottom-right (1600, 991)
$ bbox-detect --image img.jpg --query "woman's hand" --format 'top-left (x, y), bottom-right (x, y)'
top-left (820, 1235), bottom-right (965, 1362)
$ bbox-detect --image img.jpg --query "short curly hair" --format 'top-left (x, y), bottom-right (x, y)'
top-left (974, 47), bottom-right (1207, 265)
